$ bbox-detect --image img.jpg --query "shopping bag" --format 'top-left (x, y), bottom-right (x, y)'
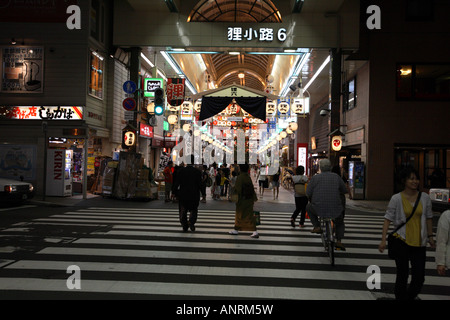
top-left (254, 211), bottom-right (261, 226)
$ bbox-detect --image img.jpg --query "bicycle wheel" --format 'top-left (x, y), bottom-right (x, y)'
top-left (326, 220), bottom-right (335, 266)
top-left (320, 220), bottom-right (328, 251)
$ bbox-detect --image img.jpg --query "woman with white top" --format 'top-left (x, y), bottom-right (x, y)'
top-left (378, 167), bottom-right (435, 300)
top-left (436, 209), bottom-right (450, 276)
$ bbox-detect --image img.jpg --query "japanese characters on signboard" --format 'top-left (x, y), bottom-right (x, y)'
top-left (144, 78), bottom-right (163, 98)
top-left (139, 123), bottom-right (153, 139)
top-left (227, 27), bottom-right (287, 42)
top-left (1, 46), bottom-right (44, 93)
top-left (166, 78), bottom-right (185, 107)
top-left (0, 106), bottom-right (84, 120)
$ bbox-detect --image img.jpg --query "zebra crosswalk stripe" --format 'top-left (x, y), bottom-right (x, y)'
top-left (0, 207), bottom-right (448, 300)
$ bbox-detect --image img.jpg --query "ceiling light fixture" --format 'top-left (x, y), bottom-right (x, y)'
top-left (303, 55), bottom-right (330, 91)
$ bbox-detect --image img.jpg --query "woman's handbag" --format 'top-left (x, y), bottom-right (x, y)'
top-left (230, 191), bottom-right (238, 203)
top-left (387, 192), bottom-right (421, 259)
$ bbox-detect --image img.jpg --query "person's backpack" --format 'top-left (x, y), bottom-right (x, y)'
top-left (206, 176), bottom-right (213, 187)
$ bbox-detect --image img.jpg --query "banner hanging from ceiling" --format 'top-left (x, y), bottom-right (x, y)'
top-left (166, 78), bottom-right (185, 107)
top-left (199, 96), bottom-right (266, 121)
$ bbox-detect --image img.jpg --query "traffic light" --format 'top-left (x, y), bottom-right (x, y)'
top-left (154, 87), bottom-right (165, 116)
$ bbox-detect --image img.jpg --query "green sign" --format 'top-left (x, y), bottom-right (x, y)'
top-left (144, 78), bottom-right (163, 97)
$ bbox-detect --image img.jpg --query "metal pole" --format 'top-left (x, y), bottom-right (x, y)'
top-left (42, 121), bottom-right (48, 201)
top-left (82, 133), bottom-right (88, 199)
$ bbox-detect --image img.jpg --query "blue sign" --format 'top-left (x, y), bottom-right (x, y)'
top-left (122, 98), bottom-right (136, 111)
top-left (123, 81), bottom-right (137, 94)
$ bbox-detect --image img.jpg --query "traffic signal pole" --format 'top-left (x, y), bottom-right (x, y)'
top-left (129, 47), bottom-right (142, 153)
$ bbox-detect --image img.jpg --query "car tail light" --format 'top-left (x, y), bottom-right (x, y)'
top-left (4, 185), bottom-right (12, 193)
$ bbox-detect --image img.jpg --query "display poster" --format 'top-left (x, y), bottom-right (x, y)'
top-left (1, 46), bottom-right (44, 93)
top-left (0, 145), bottom-right (37, 180)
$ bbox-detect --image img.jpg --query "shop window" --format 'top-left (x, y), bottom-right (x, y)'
top-left (344, 77), bottom-right (356, 111)
top-left (396, 63), bottom-right (450, 100)
top-left (89, 50), bottom-right (104, 99)
top-left (90, 0), bottom-right (106, 43)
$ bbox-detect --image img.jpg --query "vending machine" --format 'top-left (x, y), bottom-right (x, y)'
top-left (46, 149), bottom-right (73, 196)
top-left (349, 161), bottom-right (365, 200)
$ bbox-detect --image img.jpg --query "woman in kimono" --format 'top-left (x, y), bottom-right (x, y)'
top-left (229, 163), bottom-right (259, 238)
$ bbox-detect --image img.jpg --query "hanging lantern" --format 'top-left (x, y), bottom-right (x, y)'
top-left (168, 114), bottom-right (178, 125)
top-left (291, 98), bottom-right (303, 114)
top-left (168, 103), bottom-right (179, 112)
top-left (266, 101), bottom-right (276, 116)
top-left (182, 123), bottom-right (191, 132)
top-left (194, 101), bottom-right (202, 113)
top-left (331, 135), bottom-right (342, 151)
top-left (289, 122), bottom-right (298, 131)
top-left (278, 101), bottom-right (290, 114)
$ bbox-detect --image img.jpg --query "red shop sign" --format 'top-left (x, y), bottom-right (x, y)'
top-left (139, 123), bottom-right (153, 138)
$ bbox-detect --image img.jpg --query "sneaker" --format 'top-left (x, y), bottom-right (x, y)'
top-left (189, 223), bottom-right (196, 232)
top-left (310, 227), bottom-right (322, 234)
top-left (250, 231), bottom-right (259, 239)
top-left (229, 230), bottom-right (238, 235)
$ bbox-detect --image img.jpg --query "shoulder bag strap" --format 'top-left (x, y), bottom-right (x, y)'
top-left (392, 191), bottom-right (421, 234)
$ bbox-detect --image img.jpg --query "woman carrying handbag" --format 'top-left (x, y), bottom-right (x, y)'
top-left (379, 167), bottom-right (435, 300)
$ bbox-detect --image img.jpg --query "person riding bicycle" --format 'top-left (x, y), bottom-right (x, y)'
top-left (306, 159), bottom-right (348, 250)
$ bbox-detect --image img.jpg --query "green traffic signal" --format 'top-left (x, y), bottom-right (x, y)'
top-left (154, 87), bottom-right (164, 115)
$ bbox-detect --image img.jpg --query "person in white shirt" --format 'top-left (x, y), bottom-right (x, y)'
top-left (436, 209), bottom-right (450, 276)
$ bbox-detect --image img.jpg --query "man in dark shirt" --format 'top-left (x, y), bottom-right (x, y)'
top-left (172, 155), bottom-right (202, 231)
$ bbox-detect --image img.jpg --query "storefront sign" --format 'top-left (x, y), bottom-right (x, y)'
top-left (297, 143), bottom-right (308, 175)
top-left (0, 106), bottom-right (84, 120)
top-left (1, 46), bottom-right (44, 93)
top-left (139, 123), bottom-right (154, 139)
top-left (228, 27), bottom-right (287, 42)
top-left (144, 78), bottom-right (163, 98)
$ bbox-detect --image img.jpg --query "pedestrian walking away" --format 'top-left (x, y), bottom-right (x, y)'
top-left (271, 168), bottom-right (280, 200)
top-left (200, 165), bottom-right (208, 203)
top-left (172, 156), bottom-right (202, 232)
top-left (378, 167), bottom-right (435, 300)
top-left (306, 159), bottom-right (348, 250)
top-left (163, 161), bottom-right (174, 202)
top-left (229, 163), bottom-right (259, 238)
top-left (291, 165), bottom-right (309, 228)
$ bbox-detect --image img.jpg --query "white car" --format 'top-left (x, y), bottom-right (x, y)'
top-left (0, 177), bottom-right (35, 203)
top-left (429, 188), bottom-right (450, 213)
